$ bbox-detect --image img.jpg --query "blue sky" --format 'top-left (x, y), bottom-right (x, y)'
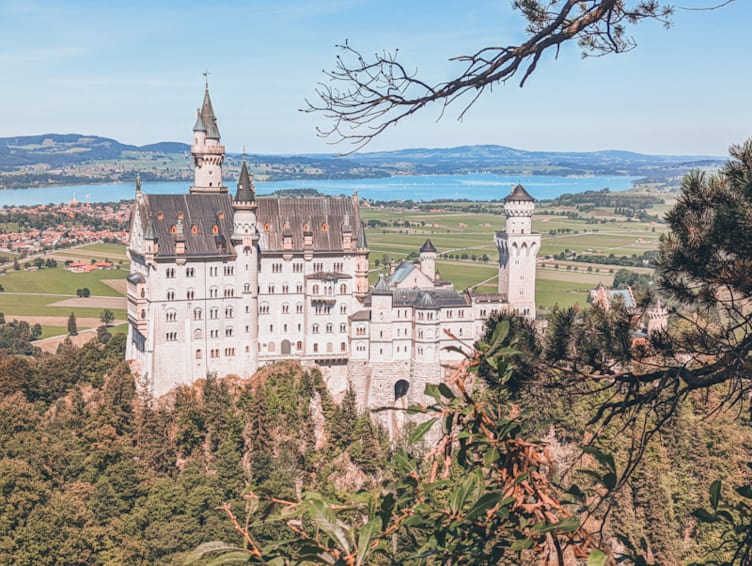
top-left (0, 0), bottom-right (749, 156)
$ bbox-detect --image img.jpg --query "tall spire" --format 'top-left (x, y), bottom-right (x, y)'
top-left (201, 86), bottom-right (220, 140)
top-left (234, 159), bottom-right (255, 203)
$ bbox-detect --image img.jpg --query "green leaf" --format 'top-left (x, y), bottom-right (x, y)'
top-left (465, 492), bottom-right (502, 520)
top-left (692, 508), bottom-right (719, 523)
top-left (424, 384), bottom-right (441, 403)
top-left (356, 516), bottom-right (382, 565)
top-left (587, 549), bottom-right (608, 566)
top-left (736, 485), bottom-right (752, 499)
top-left (437, 383), bottom-right (455, 399)
top-left (710, 480), bottom-right (722, 511)
top-left (603, 472), bottom-right (617, 491)
top-left (408, 417), bottom-right (437, 445)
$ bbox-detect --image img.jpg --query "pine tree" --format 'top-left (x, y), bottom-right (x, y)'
top-left (67, 312), bottom-right (78, 336)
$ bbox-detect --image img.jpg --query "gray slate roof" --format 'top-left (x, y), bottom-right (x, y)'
top-left (136, 193), bottom-right (235, 259)
top-left (505, 184), bottom-right (535, 202)
top-left (256, 197), bottom-right (363, 253)
top-left (367, 286), bottom-right (470, 309)
top-left (420, 239), bottom-right (437, 253)
top-left (235, 160), bottom-right (255, 203)
top-left (200, 88), bottom-right (221, 139)
top-left (386, 261), bottom-right (416, 286)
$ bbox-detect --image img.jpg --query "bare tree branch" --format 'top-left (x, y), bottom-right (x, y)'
top-left (304, 1), bottom-right (682, 151)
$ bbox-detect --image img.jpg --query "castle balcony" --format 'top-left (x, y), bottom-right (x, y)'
top-left (191, 144), bottom-right (226, 155)
top-left (310, 295), bottom-right (336, 305)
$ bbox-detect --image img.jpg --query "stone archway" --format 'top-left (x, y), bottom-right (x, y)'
top-left (281, 339), bottom-right (291, 355)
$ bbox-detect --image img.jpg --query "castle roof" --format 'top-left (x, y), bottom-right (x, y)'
top-left (505, 184), bottom-right (534, 203)
top-left (386, 261), bottom-right (416, 286)
top-left (372, 275), bottom-right (391, 295)
top-left (135, 193), bottom-right (235, 259)
top-left (357, 220), bottom-right (368, 248)
top-left (200, 87), bottom-right (221, 139)
top-left (234, 160), bottom-right (255, 203)
top-left (192, 109), bottom-right (206, 133)
top-left (420, 238), bottom-right (437, 253)
top-left (256, 197), bottom-right (364, 253)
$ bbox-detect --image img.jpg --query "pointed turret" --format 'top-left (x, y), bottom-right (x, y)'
top-left (190, 81), bottom-right (227, 194)
top-left (201, 87), bottom-right (221, 139)
top-left (420, 239), bottom-right (436, 253)
top-left (357, 221), bottom-right (368, 249)
top-left (505, 183), bottom-right (535, 203)
top-left (192, 109), bottom-right (206, 132)
top-left (234, 160), bottom-right (255, 203)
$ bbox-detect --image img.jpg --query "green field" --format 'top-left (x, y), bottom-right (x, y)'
top-left (0, 265), bottom-right (125, 296)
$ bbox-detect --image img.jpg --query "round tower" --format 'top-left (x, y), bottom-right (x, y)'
top-left (231, 159), bottom-right (259, 376)
top-left (495, 184), bottom-right (540, 318)
top-left (419, 238), bottom-right (437, 281)
top-left (189, 82), bottom-right (227, 194)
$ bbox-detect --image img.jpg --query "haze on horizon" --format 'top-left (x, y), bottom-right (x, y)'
top-left (0, 0), bottom-right (749, 157)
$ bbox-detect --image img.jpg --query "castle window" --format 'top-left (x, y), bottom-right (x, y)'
top-left (340, 304), bottom-right (347, 315)
top-left (313, 343), bottom-right (318, 353)
top-left (312, 284), bottom-right (319, 295)
top-left (326, 323), bottom-right (333, 333)
top-left (321, 222), bottom-right (328, 232)
top-left (194, 329), bottom-right (203, 339)
top-left (269, 324), bottom-right (274, 332)
top-left (224, 287), bottom-right (235, 298)
top-left (243, 283), bottom-right (251, 293)
top-left (264, 223), bottom-right (270, 232)
top-left (296, 303), bottom-right (303, 314)
top-left (339, 284), bottom-right (347, 294)
top-left (394, 380), bottom-right (409, 401)
top-left (356, 326), bottom-right (366, 336)
top-left (260, 303), bottom-right (269, 315)
top-left (340, 323), bottom-right (346, 333)
top-left (167, 290), bottom-right (175, 301)
top-left (225, 327), bottom-right (233, 337)
top-left (296, 284), bottom-right (303, 293)
top-left (296, 341), bottom-right (303, 350)
top-left (191, 225), bottom-right (198, 234)
top-left (186, 289), bottom-right (194, 300)
top-left (166, 268), bottom-right (175, 278)
top-left (170, 225), bottom-right (177, 234)
top-left (140, 309), bottom-right (146, 320)
top-left (210, 307), bottom-right (219, 319)
top-left (166, 310), bottom-right (177, 322)
top-left (334, 262), bottom-right (343, 272)
top-left (166, 332), bottom-right (177, 341)
top-left (312, 324), bottom-right (320, 334)
top-left (327, 342), bottom-right (333, 353)
top-left (209, 286), bottom-right (218, 298)
top-left (224, 347), bottom-right (235, 356)
top-left (225, 307), bottom-right (233, 318)
top-left (195, 349), bottom-right (202, 360)
top-left (282, 303), bottom-right (289, 314)
top-left (224, 265), bottom-right (234, 276)
top-left (140, 288), bottom-right (145, 298)
top-left (282, 284), bottom-right (289, 294)
top-left (268, 284), bottom-right (274, 294)
top-left (268, 342), bottom-right (275, 353)
top-left (186, 267), bottom-right (195, 277)
top-left (341, 342), bottom-right (347, 352)
top-left (212, 224), bottom-right (219, 234)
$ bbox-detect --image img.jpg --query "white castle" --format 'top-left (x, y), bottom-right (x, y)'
top-left (126, 85), bottom-right (540, 434)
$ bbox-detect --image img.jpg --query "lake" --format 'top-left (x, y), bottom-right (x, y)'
top-left (0, 173), bottom-right (638, 206)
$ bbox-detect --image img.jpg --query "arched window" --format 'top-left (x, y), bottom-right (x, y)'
top-left (313, 343), bottom-right (319, 353)
top-left (195, 349), bottom-right (202, 360)
top-left (394, 380), bottom-right (409, 401)
top-left (312, 284), bottom-right (320, 295)
top-left (340, 342), bottom-right (347, 352)
top-left (340, 284), bottom-right (347, 294)
top-left (268, 342), bottom-right (276, 353)
top-left (296, 341), bottom-right (303, 350)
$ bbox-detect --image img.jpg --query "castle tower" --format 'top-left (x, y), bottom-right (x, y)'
top-left (419, 239), bottom-right (437, 281)
top-left (495, 184), bottom-right (540, 318)
top-left (646, 299), bottom-right (669, 336)
top-left (190, 82), bottom-right (227, 194)
top-left (232, 159), bottom-right (259, 376)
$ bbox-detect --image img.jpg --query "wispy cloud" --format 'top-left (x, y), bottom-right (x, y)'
top-left (0, 46), bottom-right (86, 65)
